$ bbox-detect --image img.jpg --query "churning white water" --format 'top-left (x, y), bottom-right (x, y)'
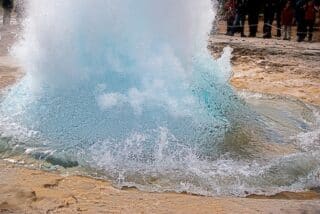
top-left (0, 0), bottom-right (319, 196)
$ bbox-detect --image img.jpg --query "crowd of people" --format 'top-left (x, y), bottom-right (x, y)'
top-left (2, 0), bottom-right (320, 42)
top-left (223, 0), bottom-right (320, 42)
top-left (1, 0), bottom-right (25, 26)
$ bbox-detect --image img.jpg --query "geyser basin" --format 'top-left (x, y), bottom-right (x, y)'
top-left (0, 0), bottom-right (320, 196)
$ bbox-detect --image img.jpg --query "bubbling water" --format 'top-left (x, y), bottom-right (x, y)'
top-left (4, 0), bottom-right (238, 149)
top-left (0, 0), bottom-right (320, 197)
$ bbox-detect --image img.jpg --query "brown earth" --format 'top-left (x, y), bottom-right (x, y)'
top-left (209, 34), bottom-right (320, 105)
top-left (212, 20), bottom-right (320, 105)
top-left (0, 24), bottom-right (23, 91)
top-left (1, 160), bottom-right (320, 214)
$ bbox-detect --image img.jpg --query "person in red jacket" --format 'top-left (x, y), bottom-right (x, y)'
top-left (225, 0), bottom-right (236, 36)
top-left (282, 1), bottom-right (295, 40)
top-left (304, 0), bottom-right (318, 41)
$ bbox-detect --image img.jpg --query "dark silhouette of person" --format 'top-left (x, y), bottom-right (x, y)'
top-left (2, 0), bottom-right (14, 25)
top-left (231, 0), bottom-right (248, 37)
top-left (275, 0), bottom-right (287, 37)
top-left (247, 0), bottom-right (261, 37)
top-left (263, 0), bottom-right (277, 38)
top-left (295, 0), bottom-right (307, 42)
top-left (281, 0), bottom-right (295, 40)
top-left (224, 0), bottom-right (236, 35)
top-left (304, 0), bottom-right (318, 41)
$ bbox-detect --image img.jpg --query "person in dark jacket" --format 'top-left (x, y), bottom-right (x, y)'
top-left (275, 0), bottom-right (287, 37)
top-left (263, 0), bottom-right (277, 38)
top-left (247, 0), bottom-right (260, 37)
top-left (2, 0), bottom-right (14, 25)
top-left (295, 0), bottom-right (307, 42)
top-left (231, 0), bottom-right (248, 37)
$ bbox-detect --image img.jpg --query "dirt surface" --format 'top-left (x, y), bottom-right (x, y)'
top-left (211, 20), bottom-right (320, 105)
top-left (210, 35), bottom-right (320, 105)
top-left (0, 25), bottom-right (23, 91)
top-left (1, 160), bottom-right (320, 214)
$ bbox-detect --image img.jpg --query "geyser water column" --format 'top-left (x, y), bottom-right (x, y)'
top-left (1, 0), bottom-right (258, 195)
top-left (3, 0), bottom-right (237, 151)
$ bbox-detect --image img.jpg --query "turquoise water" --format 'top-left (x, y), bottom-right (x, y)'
top-left (0, 0), bottom-right (319, 196)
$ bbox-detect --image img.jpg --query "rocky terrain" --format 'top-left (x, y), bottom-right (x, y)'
top-left (210, 35), bottom-right (320, 105)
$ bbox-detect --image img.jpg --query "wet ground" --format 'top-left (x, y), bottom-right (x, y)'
top-left (210, 34), bottom-right (320, 106)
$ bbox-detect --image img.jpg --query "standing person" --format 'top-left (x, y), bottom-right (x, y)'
top-left (247, 0), bottom-right (260, 37)
top-left (275, 0), bottom-right (287, 37)
top-left (225, 0), bottom-right (236, 35)
top-left (231, 0), bottom-right (248, 37)
top-left (2, 0), bottom-right (14, 25)
top-left (282, 1), bottom-right (295, 40)
top-left (295, 0), bottom-right (307, 42)
top-left (304, 0), bottom-right (318, 41)
top-left (263, 0), bottom-right (277, 38)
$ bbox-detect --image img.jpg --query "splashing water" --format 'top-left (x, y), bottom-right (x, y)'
top-left (0, 0), bottom-right (320, 196)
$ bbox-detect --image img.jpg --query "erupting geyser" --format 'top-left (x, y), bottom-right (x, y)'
top-left (0, 0), bottom-right (319, 196)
